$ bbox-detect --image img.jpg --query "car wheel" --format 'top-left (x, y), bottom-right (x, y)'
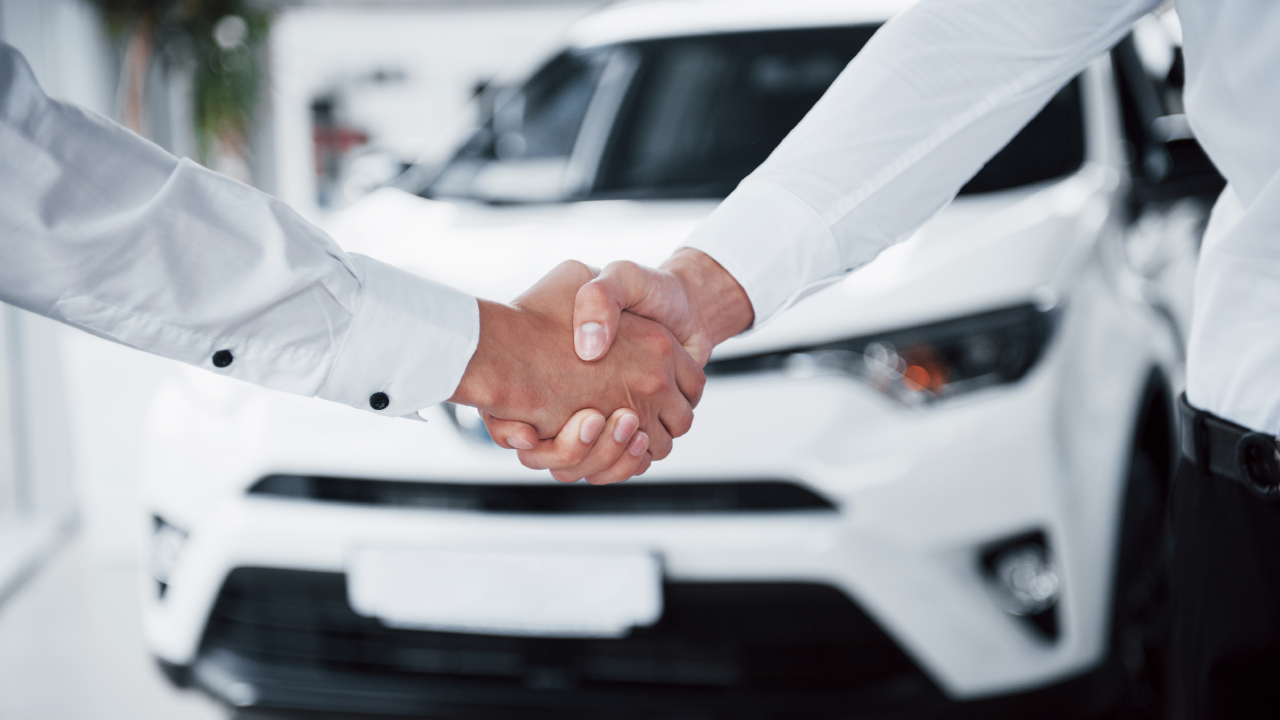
top-left (1108, 445), bottom-right (1172, 719)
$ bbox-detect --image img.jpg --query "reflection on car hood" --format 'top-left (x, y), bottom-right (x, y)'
top-left (326, 169), bottom-right (1105, 358)
top-left (325, 190), bottom-right (713, 303)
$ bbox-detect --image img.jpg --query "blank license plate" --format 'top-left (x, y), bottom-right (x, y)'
top-left (347, 547), bottom-right (662, 638)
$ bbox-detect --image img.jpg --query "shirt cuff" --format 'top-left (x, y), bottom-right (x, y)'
top-left (318, 254), bottom-right (480, 416)
top-left (679, 179), bottom-right (844, 328)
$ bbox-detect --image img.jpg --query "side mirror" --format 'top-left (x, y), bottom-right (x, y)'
top-left (1136, 114), bottom-right (1225, 204)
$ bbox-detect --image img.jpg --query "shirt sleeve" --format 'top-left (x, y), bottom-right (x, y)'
top-left (681, 0), bottom-right (1161, 327)
top-left (0, 43), bottom-right (478, 417)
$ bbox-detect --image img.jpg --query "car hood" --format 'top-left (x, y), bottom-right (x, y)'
top-left (325, 168), bottom-right (1110, 359)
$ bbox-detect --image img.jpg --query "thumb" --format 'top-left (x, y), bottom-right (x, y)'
top-left (573, 261), bottom-right (652, 361)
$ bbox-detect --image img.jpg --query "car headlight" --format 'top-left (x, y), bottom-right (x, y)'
top-left (705, 303), bottom-right (1056, 406)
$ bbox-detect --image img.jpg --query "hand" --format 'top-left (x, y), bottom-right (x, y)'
top-left (484, 407), bottom-right (653, 484)
top-left (449, 260), bottom-right (704, 481)
top-left (484, 249), bottom-right (749, 485)
top-left (573, 248), bottom-right (755, 366)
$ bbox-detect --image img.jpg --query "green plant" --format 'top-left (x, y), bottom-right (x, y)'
top-left (92, 0), bottom-right (270, 165)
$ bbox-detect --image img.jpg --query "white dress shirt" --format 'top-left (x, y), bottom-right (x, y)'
top-left (0, 43), bottom-right (479, 417)
top-left (683, 0), bottom-right (1280, 434)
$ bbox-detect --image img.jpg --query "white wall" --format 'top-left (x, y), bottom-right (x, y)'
top-left (1, 0), bottom-right (115, 114)
top-left (0, 0), bottom-right (168, 573)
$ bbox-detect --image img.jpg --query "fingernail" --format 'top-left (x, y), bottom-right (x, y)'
top-left (577, 322), bottom-right (606, 360)
top-left (613, 413), bottom-right (639, 443)
top-left (628, 432), bottom-right (648, 457)
top-left (506, 437), bottom-right (533, 450)
top-left (579, 414), bottom-right (605, 444)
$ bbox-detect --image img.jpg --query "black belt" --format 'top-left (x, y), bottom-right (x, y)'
top-left (1180, 393), bottom-right (1280, 502)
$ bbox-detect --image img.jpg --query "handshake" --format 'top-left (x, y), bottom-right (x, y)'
top-left (447, 249), bottom-right (754, 485)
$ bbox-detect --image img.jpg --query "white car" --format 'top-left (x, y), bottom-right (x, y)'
top-left (141, 2), bottom-right (1221, 717)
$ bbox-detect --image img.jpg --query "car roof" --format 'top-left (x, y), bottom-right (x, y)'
top-left (567, 0), bottom-right (916, 48)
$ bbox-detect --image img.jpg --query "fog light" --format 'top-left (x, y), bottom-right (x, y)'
top-left (151, 516), bottom-right (188, 586)
top-left (991, 543), bottom-right (1060, 616)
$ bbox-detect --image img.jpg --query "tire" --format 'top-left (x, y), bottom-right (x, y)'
top-left (1108, 446), bottom-right (1172, 719)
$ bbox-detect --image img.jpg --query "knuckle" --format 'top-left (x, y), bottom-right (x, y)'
top-left (655, 337), bottom-right (675, 359)
top-left (558, 259), bottom-right (589, 275)
top-left (643, 375), bottom-right (662, 395)
top-left (579, 281), bottom-right (610, 305)
top-left (578, 281), bottom-right (621, 320)
top-left (640, 325), bottom-right (669, 347)
top-left (670, 411), bottom-right (694, 438)
top-left (638, 372), bottom-right (672, 396)
top-left (565, 444), bottom-right (591, 465)
top-left (605, 259), bottom-right (640, 277)
top-left (688, 384), bottom-right (706, 410)
top-left (643, 334), bottom-right (679, 365)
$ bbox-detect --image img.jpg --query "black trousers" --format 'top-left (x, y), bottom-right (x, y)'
top-left (1171, 453), bottom-right (1280, 718)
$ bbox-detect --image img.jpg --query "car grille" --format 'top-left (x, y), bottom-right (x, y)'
top-left (248, 475), bottom-right (837, 514)
top-left (198, 568), bottom-right (940, 713)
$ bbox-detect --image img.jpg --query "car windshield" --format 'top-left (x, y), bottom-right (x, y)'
top-left (424, 26), bottom-right (1084, 203)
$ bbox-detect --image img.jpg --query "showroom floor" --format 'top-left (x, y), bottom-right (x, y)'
top-left (0, 534), bottom-right (226, 720)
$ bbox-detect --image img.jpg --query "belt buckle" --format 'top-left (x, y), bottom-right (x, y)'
top-left (1234, 432), bottom-right (1280, 502)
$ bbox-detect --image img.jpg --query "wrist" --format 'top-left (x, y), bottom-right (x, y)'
top-left (662, 248), bottom-right (754, 350)
top-left (449, 300), bottom-right (518, 410)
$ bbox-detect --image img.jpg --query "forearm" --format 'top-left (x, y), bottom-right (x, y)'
top-left (0, 42), bottom-right (478, 416)
top-left (682, 0), bottom-right (1159, 326)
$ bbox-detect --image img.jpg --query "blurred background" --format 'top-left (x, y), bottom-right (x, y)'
top-left (0, 0), bottom-right (1214, 718)
top-left (0, 1), bottom-right (598, 716)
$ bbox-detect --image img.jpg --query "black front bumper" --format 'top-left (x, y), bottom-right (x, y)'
top-left (165, 568), bottom-right (1120, 719)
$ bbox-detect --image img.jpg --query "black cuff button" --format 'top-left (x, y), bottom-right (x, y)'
top-left (212, 350), bottom-right (234, 368)
top-left (369, 392), bottom-right (390, 410)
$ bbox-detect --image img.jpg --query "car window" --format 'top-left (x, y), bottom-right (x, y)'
top-left (426, 26), bottom-right (1086, 203)
top-left (594, 27), bottom-right (874, 198)
top-left (493, 52), bottom-right (606, 160)
top-left (958, 80), bottom-right (1084, 195)
top-left (428, 50), bottom-right (610, 201)
top-left (1112, 35), bottom-right (1169, 183)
